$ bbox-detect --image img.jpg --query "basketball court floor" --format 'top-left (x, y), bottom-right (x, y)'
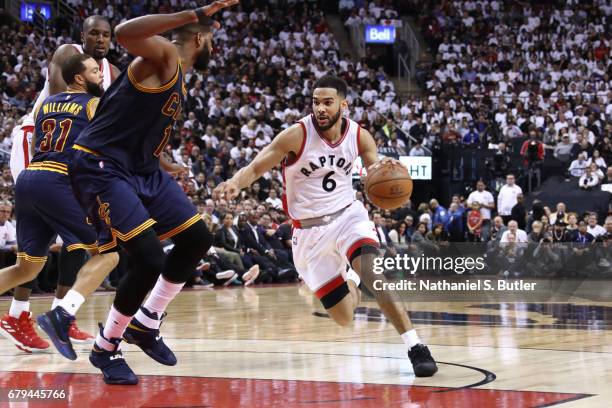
top-left (0, 284), bottom-right (610, 407)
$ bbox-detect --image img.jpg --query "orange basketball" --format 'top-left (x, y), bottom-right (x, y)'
top-left (365, 162), bottom-right (413, 210)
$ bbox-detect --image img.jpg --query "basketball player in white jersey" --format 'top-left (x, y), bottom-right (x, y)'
top-left (216, 75), bottom-right (437, 377)
top-left (0, 16), bottom-right (120, 352)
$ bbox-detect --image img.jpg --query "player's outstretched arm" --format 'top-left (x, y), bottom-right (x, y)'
top-left (114, 1), bottom-right (237, 66)
top-left (215, 123), bottom-right (304, 200)
top-left (48, 44), bottom-right (82, 95)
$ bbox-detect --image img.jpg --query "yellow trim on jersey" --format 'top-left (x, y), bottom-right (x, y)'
top-left (114, 218), bottom-right (157, 242)
top-left (66, 242), bottom-right (98, 252)
top-left (98, 239), bottom-right (118, 253)
top-left (73, 144), bottom-right (100, 156)
top-left (29, 160), bottom-right (68, 170)
top-left (26, 162), bottom-right (69, 176)
top-left (98, 218), bottom-right (158, 253)
top-left (17, 252), bottom-right (48, 263)
top-left (86, 97), bottom-right (100, 121)
top-left (158, 213), bottom-right (201, 241)
top-left (127, 61), bottom-right (180, 93)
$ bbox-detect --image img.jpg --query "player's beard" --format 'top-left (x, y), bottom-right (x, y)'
top-left (86, 79), bottom-right (103, 97)
top-left (193, 47), bottom-right (211, 71)
top-left (316, 108), bottom-right (342, 131)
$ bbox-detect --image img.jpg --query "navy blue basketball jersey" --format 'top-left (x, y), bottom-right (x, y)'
top-left (74, 62), bottom-right (185, 174)
top-left (33, 92), bottom-right (98, 165)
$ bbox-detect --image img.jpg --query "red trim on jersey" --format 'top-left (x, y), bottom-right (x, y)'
top-left (356, 126), bottom-right (362, 155)
top-left (284, 121), bottom-right (307, 167)
top-left (346, 238), bottom-right (379, 261)
top-left (72, 45), bottom-right (82, 53)
top-left (21, 126), bottom-right (34, 169)
top-left (315, 275), bottom-right (345, 299)
top-left (313, 115), bottom-right (350, 148)
top-left (109, 63), bottom-right (116, 82)
top-left (280, 162), bottom-right (300, 227)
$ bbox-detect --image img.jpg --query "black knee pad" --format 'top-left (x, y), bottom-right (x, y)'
top-left (320, 281), bottom-right (350, 309)
top-left (163, 220), bottom-right (213, 283)
top-left (114, 228), bottom-right (165, 315)
top-left (58, 247), bottom-right (86, 287)
top-left (121, 228), bottom-right (165, 273)
top-left (171, 219), bottom-right (213, 255)
top-left (349, 244), bottom-right (380, 265)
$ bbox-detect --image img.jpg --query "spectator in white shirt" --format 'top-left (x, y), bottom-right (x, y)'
top-left (265, 189), bottom-right (283, 210)
top-left (568, 153), bottom-right (588, 178)
top-left (497, 174), bottom-right (523, 224)
top-left (0, 201), bottom-right (17, 266)
top-left (466, 180), bottom-right (495, 241)
top-left (578, 167), bottom-right (599, 190)
top-left (586, 214), bottom-right (606, 238)
top-left (500, 220), bottom-right (528, 243)
top-left (409, 140), bottom-right (426, 156)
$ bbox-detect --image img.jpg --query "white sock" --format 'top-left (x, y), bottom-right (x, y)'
top-left (346, 269), bottom-right (361, 287)
top-left (51, 297), bottom-right (61, 310)
top-left (96, 306), bottom-right (132, 351)
top-left (401, 329), bottom-right (422, 350)
top-left (137, 276), bottom-right (184, 329)
top-left (57, 290), bottom-right (85, 316)
top-left (9, 299), bottom-right (30, 318)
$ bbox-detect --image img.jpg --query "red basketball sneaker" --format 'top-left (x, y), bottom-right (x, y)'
top-left (68, 320), bottom-right (94, 343)
top-left (0, 312), bottom-right (50, 352)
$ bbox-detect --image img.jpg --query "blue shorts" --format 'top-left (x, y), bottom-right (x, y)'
top-left (15, 162), bottom-right (98, 263)
top-left (70, 148), bottom-right (200, 253)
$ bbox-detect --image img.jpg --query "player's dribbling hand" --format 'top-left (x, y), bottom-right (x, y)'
top-left (214, 180), bottom-right (239, 199)
top-left (368, 157), bottom-right (406, 172)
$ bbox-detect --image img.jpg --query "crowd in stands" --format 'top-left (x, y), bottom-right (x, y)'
top-left (374, 174), bottom-right (611, 277)
top-left (0, 0), bottom-right (610, 291)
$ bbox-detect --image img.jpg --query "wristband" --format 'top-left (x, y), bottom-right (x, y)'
top-left (194, 7), bottom-right (215, 26)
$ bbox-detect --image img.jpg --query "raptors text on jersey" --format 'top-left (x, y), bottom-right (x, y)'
top-left (282, 114), bottom-right (362, 220)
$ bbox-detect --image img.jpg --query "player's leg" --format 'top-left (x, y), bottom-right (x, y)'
top-left (16, 171), bottom-right (110, 357)
top-left (0, 260), bottom-right (49, 353)
top-left (351, 250), bottom-right (438, 377)
top-left (54, 246), bottom-right (94, 342)
top-left (79, 228), bottom-right (161, 385)
top-left (291, 222), bottom-right (360, 325)
top-left (68, 151), bottom-right (151, 384)
top-left (339, 203), bottom-right (437, 377)
top-left (0, 172), bottom-right (57, 352)
top-left (124, 170), bottom-right (213, 363)
top-left (319, 276), bottom-right (360, 326)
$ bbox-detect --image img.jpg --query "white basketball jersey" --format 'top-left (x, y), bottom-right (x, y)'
top-left (282, 115), bottom-right (361, 220)
top-left (12, 45), bottom-right (113, 181)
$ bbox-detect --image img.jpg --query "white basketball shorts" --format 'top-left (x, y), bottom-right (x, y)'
top-left (10, 125), bottom-right (34, 182)
top-left (291, 200), bottom-right (380, 300)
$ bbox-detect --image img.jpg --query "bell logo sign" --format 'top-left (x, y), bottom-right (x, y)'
top-left (365, 26), bottom-right (396, 44)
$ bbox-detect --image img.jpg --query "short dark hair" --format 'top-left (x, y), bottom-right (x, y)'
top-left (61, 53), bottom-right (92, 85)
top-left (172, 23), bottom-right (212, 41)
top-left (82, 15), bottom-right (110, 32)
top-left (313, 75), bottom-right (348, 98)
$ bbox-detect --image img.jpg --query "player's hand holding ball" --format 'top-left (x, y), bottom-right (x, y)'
top-left (365, 157), bottom-right (412, 210)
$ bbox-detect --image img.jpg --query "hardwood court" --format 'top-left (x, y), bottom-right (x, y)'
top-left (0, 284), bottom-right (610, 407)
